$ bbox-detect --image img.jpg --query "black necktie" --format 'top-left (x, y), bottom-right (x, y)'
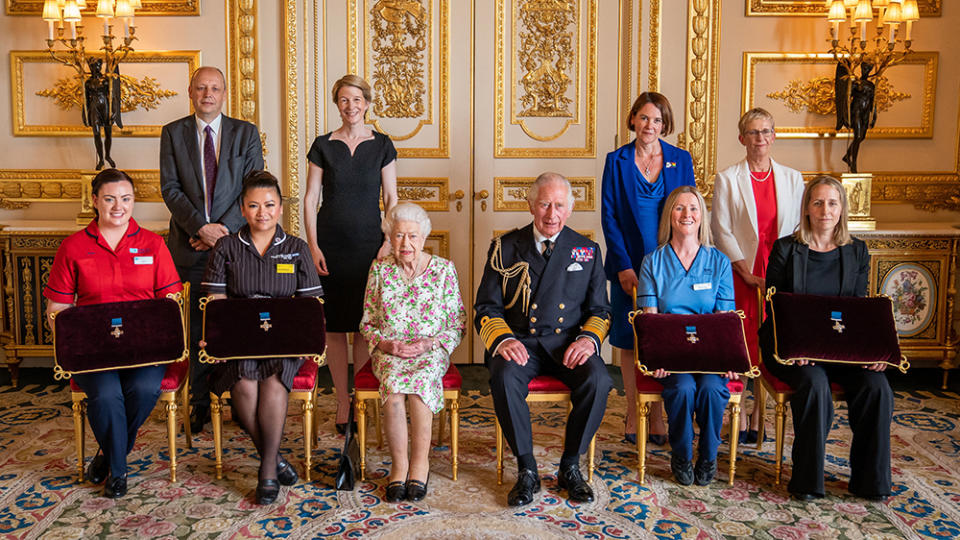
top-left (542, 239), bottom-right (553, 260)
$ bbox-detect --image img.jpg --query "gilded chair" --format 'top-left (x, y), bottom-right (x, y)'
top-left (354, 362), bottom-right (463, 480)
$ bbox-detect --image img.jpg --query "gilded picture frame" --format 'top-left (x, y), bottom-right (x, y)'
top-left (742, 51), bottom-right (938, 139)
top-left (745, 0), bottom-right (941, 17)
top-left (5, 0), bottom-right (200, 16)
top-left (493, 177), bottom-right (595, 212)
top-left (10, 50), bottom-right (200, 137)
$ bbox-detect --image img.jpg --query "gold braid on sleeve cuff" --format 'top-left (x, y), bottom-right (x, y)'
top-left (479, 315), bottom-right (513, 351)
top-left (581, 315), bottom-right (610, 342)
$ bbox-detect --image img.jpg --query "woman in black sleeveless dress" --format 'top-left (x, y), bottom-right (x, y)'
top-left (303, 74), bottom-right (398, 431)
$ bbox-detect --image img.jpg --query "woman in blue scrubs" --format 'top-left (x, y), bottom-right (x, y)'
top-left (637, 185), bottom-right (739, 486)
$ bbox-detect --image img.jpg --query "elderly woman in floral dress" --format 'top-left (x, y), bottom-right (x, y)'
top-left (360, 202), bottom-right (466, 503)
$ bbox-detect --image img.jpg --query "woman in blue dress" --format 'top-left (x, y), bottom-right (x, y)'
top-left (601, 92), bottom-right (696, 445)
top-left (637, 185), bottom-right (739, 486)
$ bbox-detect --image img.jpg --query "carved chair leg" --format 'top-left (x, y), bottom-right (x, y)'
top-left (495, 419), bottom-right (504, 486)
top-left (302, 397), bottom-right (313, 483)
top-left (166, 399), bottom-right (178, 483)
top-left (72, 398), bottom-right (86, 483)
top-left (774, 399), bottom-right (788, 485)
top-left (210, 395), bottom-right (224, 480)
top-left (729, 402), bottom-right (741, 486)
top-left (357, 399), bottom-right (367, 482)
top-left (637, 400), bottom-right (650, 485)
top-left (450, 396), bottom-right (460, 481)
top-left (587, 434), bottom-right (595, 482)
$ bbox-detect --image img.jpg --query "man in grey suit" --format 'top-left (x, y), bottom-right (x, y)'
top-left (160, 66), bottom-right (264, 432)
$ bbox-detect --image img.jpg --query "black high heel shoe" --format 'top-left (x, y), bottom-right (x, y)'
top-left (256, 479), bottom-right (280, 505)
top-left (405, 475), bottom-right (429, 502)
top-left (385, 481), bottom-right (406, 502)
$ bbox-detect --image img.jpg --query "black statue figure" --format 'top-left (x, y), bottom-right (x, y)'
top-left (835, 62), bottom-right (877, 174)
top-left (83, 58), bottom-right (123, 170)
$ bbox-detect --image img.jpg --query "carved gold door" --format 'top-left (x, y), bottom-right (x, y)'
top-left (307, 0), bottom-right (626, 363)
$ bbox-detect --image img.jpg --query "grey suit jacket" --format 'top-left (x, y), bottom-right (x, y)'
top-left (159, 114), bottom-right (264, 269)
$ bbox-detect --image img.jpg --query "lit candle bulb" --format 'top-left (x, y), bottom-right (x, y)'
top-left (47, 20), bottom-right (54, 40)
top-left (69, 20), bottom-right (76, 39)
top-left (905, 20), bottom-right (913, 41)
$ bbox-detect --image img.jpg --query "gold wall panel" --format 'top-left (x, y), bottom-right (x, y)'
top-left (648, 0), bottom-right (660, 93)
top-left (6, 0), bottom-right (200, 15)
top-left (745, 0), bottom-right (940, 17)
top-left (380, 178), bottom-right (450, 211)
top-left (424, 231), bottom-right (450, 259)
top-left (617, 0), bottom-right (634, 148)
top-left (0, 169), bottom-right (161, 209)
top-left (743, 52), bottom-right (938, 139)
top-left (356, 0), bottom-right (450, 158)
top-left (495, 0), bottom-right (597, 158)
top-left (227, 0), bottom-right (260, 126)
top-left (283, 0), bottom-right (301, 234)
top-left (11, 50), bottom-right (200, 137)
top-left (493, 177), bottom-right (595, 212)
top-left (682, 0), bottom-right (721, 198)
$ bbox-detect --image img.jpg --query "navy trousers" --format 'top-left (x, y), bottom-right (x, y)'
top-left (488, 345), bottom-right (611, 460)
top-left (764, 358), bottom-right (893, 497)
top-left (660, 373), bottom-right (730, 462)
top-left (72, 364), bottom-right (166, 477)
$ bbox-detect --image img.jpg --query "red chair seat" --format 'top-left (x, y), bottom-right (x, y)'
top-left (635, 372), bottom-right (744, 394)
top-left (527, 375), bottom-right (569, 392)
top-left (69, 361), bottom-right (186, 392)
top-left (292, 359), bottom-right (319, 391)
top-left (355, 362), bottom-right (462, 390)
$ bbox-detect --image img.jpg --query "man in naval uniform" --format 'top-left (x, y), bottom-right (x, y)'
top-left (475, 172), bottom-right (612, 507)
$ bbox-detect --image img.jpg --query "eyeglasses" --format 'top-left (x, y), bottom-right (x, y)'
top-left (744, 128), bottom-right (774, 138)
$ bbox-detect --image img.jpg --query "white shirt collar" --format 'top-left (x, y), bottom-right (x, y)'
top-left (532, 226), bottom-right (560, 248)
top-left (196, 114), bottom-right (223, 135)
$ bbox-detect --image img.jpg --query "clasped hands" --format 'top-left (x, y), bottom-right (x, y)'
top-left (190, 223), bottom-right (230, 251)
top-left (378, 337), bottom-right (437, 358)
top-left (793, 358), bottom-right (887, 372)
top-left (498, 336), bottom-right (595, 369)
top-left (649, 368), bottom-right (741, 380)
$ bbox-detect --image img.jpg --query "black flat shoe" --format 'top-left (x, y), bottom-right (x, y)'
top-left (405, 476), bottom-right (429, 502)
top-left (507, 468), bottom-right (541, 507)
top-left (557, 464), bottom-right (594, 503)
top-left (737, 429), bottom-right (759, 444)
top-left (276, 457), bottom-right (298, 486)
top-left (694, 458), bottom-right (717, 486)
top-left (385, 481), bottom-right (406, 502)
top-left (104, 475), bottom-right (127, 498)
top-left (256, 479), bottom-right (280, 505)
top-left (85, 451), bottom-right (108, 485)
top-left (648, 434), bottom-right (667, 446)
top-left (791, 491), bottom-right (824, 501)
top-left (671, 454), bottom-right (694, 486)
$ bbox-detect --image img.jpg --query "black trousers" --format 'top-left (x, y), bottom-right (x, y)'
top-left (764, 357), bottom-right (893, 497)
top-left (488, 343), bottom-right (611, 460)
top-left (72, 365), bottom-right (166, 477)
top-left (177, 258), bottom-right (211, 409)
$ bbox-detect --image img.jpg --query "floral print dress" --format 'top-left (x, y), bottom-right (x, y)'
top-left (360, 254), bottom-right (466, 413)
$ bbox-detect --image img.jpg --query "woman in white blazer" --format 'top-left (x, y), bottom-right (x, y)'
top-left (710, 108), bottom-right (805, 442)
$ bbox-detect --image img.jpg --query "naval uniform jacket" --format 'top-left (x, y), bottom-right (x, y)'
top-left (474, 225), bottom-right (611, 363)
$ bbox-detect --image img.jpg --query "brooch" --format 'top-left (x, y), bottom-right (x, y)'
top-left (571, 247), bottom-right (594, 262)
top-left (685, 325), bottom-right (699, 344)
top-left (665, 162), bottom-right (677, 169)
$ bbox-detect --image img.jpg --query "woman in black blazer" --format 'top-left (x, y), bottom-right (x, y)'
top-left (760, 175), bottom-right (893, 502)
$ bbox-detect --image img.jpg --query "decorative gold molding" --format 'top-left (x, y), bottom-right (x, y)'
top-left (495, 0), bottom-right (597, 158)
top-left (10, 50), bottom-right (200, 137)
top-left (5, 0), bottom-right (200, 16)
top-left (745, 0), bottom-right (941, 17)
top-left (37, 74), bottom-right (177, 114)
top-left (495, 228), bottom-right (594, 241)
top-left (682, 0), bottom-right (721, 197)
top-left (617, 0), bottom-right (633, 148)
top-left (226, 0), bottom-right (260, 127)
top-left (347, 0), bottom-right (359, 76)
top-left (380, 177), bottom-right (450, 211)
top-left (424, 231), bottom-right (450, 259)
top-left (743, 52), bottom-right (938, 139)
top-left (767, 75), bottom-right (909, 116)
top-left (648, 0), bottom-right (660, 93)
top-left (283, 0), bottom-right (301, 235)
top-left (361, 0), bottom-right (450, 158)
top-left (493, 177), bottom-right (595, 212)
top-left (0, 169), bottom-right (161, 209)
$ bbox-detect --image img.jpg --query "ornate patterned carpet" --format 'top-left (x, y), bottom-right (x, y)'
top-left (0, 383), bottom-right (959, 539)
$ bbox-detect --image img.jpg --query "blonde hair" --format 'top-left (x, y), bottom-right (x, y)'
top-left (794, 175), bottom-right (852, 246)
top-left (657, 185), bottom-right (712, 247)
top-left (331, 74), bottom-right (372, 103)
top-left (737, 107), bottom-right (775, 136)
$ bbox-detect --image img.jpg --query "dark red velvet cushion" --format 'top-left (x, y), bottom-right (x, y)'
top-left (633, 312), bottom-right (755, 377)
top-left (54, 298), bottom-right (186, 377)
top-left (355, 362), bottom-right (463, 390)
top-left (634, 373), bottom-right (744, 395)
top-left (769, 291), bottom-right (907, 372)
top-left (201, 297), bottom-right (326, 362)
top-left (70, 359), bottom-right (187, 393)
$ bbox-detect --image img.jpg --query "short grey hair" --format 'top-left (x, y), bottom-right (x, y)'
top-left (382, 202), bottom-right (432, 237)
top-left (526, 172), bottom-right (575, 208)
